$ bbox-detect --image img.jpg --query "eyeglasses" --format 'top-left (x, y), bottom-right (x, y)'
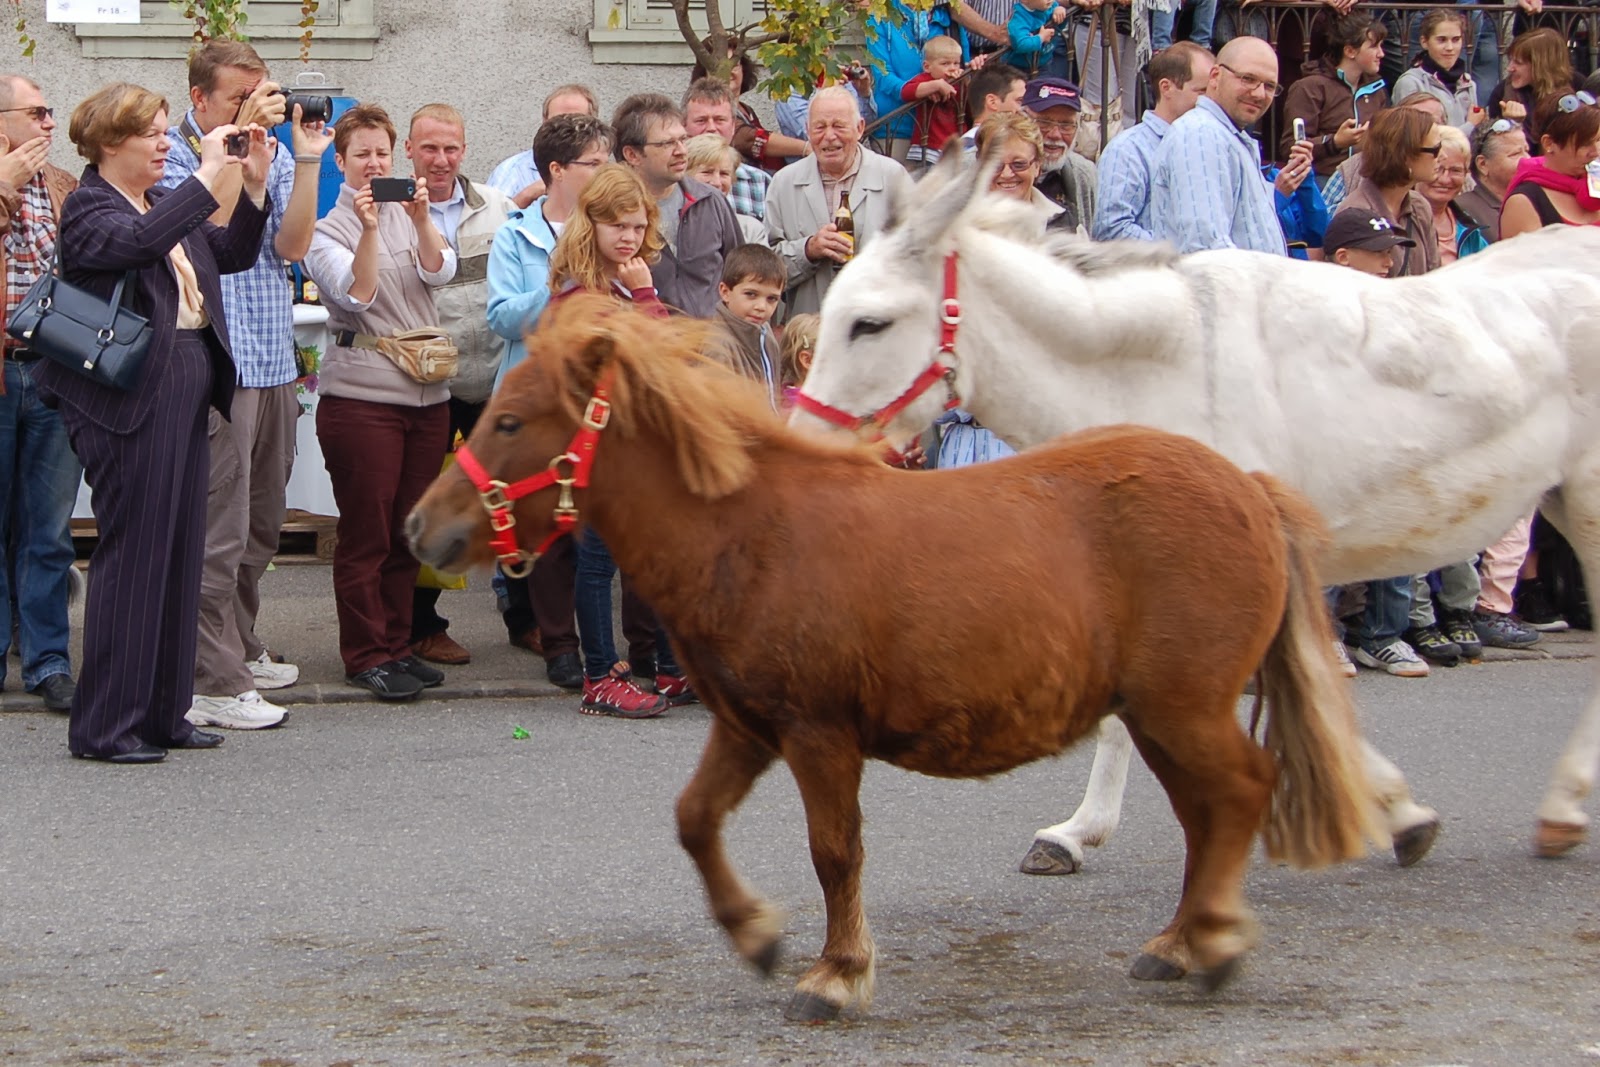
top-left (1487, 117), bottom-right (1519, 134)
top-left (1418, 142), bottom-right (1444, 156)
top-left (1035, 120), bottom-right (1079, 135)
top-left (564, 158), bottom-right (606, 169)
top-left (1217, 63), bottom-right (1282, 99)
top-left (0, 106), bottom-right (52, 121)
top-left (643, 136), bottom-right (689, 150)
top-left (997, 157), bottom-right (1040, 173)
top-left (1558, 91), bottom-right (1597, 113)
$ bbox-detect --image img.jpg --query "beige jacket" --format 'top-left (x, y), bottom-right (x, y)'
top-left (433, 176), bottom-right (512, 404)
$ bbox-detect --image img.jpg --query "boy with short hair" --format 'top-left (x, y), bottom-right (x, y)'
top-left (1323, 206), bottom-right (1413, 277)
top-left (902, 35), bottom-right (967, 165)
top-left (711, 244), bottom-right (786, 409)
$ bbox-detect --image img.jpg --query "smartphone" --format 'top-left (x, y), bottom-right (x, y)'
top-left (224, 132), bottom-right (249, 158)
top-left (1292, 118), bottom-right (1307, 143)
top-left (370, 177), bottom-right (416, 203)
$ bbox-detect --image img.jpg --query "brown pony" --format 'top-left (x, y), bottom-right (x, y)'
top-left (406, 296), bottom-right (1386, 1021)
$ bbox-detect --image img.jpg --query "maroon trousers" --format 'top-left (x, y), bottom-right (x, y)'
top-left (317, 394), bottom-right (450, 674)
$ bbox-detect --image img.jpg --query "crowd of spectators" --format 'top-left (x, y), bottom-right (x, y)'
top-left (3, 2), bottom-right (1595, 759)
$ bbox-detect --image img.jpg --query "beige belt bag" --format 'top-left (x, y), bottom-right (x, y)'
top-left (335, 327), bottom-right (459, 385)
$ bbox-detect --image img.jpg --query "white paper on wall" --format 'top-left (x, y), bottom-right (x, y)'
top-left (47, 0), bottom-right (141, 23)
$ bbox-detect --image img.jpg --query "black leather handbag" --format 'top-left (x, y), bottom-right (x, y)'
top-left (5, 264), bottom-right (153, 391)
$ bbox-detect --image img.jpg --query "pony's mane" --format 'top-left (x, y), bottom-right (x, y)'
top-left (528, 296), bottom-right (883, 499)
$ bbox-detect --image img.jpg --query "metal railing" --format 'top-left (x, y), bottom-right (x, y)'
top-left (858, 2), bottom-right (1600, 160)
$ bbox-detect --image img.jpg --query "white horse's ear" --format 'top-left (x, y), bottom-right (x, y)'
top-left (891, 140), bottom-right (990, 257)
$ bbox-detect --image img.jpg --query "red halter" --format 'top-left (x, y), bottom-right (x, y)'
top-left (793, 250), bottom-right (963, 439)
top-left (453, 375), bottom-right (613, 578)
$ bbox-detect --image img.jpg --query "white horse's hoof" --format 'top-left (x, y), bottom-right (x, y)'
top-left (1019, 838), bottom-right (1081, 875)
top-left (1392, 817), bottom-right (1441, 867)
top-left (1535, 819), bottom-right (1585, 858)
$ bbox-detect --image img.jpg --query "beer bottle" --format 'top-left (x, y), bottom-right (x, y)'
top-left (834, 194), bottom-right (855, 262)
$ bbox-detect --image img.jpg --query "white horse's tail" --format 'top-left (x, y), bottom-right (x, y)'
top-left (1253, 474), bottom-right (1390, 868)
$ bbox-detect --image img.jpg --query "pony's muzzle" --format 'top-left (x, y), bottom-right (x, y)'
top-left (405, 508), bottom-right (469, 573)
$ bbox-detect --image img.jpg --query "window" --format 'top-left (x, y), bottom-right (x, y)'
top-left (590, 0), bottom-right (772, 65)
top-left (75, 0), bottom-right (378, 60)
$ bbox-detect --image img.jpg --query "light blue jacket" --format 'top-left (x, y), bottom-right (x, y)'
top-left (866, 1), bottom-right (966, 141)
top-left (1005, 3), bottom-right (1060, 69)
top-left (486, 196), bottom-right (559, 393)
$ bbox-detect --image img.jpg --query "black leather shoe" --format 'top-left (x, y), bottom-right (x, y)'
top-left (31, 672), bottom-right (75, 712)
top-left (397, 655), bottom-right (444, 688)
top-left (173, 730), bottom-right (224, 749)
top-left (72, 743), bottom-right (166, 764)
top-left (347, 662), bottom-right (424, 701)
top-left (545, 651), bottom-right (583, 690)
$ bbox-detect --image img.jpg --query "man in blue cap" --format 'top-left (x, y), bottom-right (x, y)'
top-left (1022, 75), bottom-right (1098, 233)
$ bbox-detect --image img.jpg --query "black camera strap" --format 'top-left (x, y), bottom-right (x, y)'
top-left (179, 114), bottom-right (206, 158)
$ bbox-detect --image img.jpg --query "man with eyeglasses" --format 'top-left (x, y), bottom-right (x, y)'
top-left (1019, 76), bottom-right (1099, 233)
top-left (1093, 42), bottom-right (1214, 241)
top-left (1150, 36), bottom-right (1314, 254)
top-left (0, 74), bottom-right (80, 715)
top-left (613, 93), bottom-right (740, 319)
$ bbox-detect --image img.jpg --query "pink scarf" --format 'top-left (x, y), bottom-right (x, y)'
top-left (1510, 156), bottom-right (1600, 213)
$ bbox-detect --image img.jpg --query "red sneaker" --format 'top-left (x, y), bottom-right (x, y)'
top-left (655, 673), bottom-right (700, 707)
top-left (581, 665), bottom-right (668, 719)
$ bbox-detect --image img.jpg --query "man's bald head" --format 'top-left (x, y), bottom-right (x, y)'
top-left (1208, 35), bottom-right (1280, 129)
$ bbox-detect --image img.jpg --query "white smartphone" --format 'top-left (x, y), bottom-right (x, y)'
top-left (1292, 118), bottom-right (1307, 143)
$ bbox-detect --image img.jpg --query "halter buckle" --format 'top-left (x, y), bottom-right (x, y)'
top-left (501, 551), bottom-right (536, 579)
top-left (582, 397), bottom-right (612, 431)
top-left (939, 298), bottom-right (961, 326)
top-left (480, 481), bottom-right (511, 513)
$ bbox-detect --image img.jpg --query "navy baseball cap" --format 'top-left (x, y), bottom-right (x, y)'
top-left (1021, 77), bottom-right (1082, 114)
top-left (1324, 209), bottom-right (1416, 253)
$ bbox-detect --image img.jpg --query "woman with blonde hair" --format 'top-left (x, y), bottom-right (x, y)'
top-left (974, 110), bottom-right (1075, 231)
top-left (548, 163), bottom-right (665, 311)
top-left (544, 162), bottom-right (689, 719)
top-left (683, 133), bottom-right (765, 243)
top-left (1416, 124), bottom-right (1487, 262)
top-left (1487, 28), bottom-right (1579, 147)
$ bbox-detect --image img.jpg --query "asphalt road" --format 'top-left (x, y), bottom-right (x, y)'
top-left (2, 614), bottom-right (1598, 1064)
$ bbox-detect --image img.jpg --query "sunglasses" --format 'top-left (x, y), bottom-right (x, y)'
top-left (1558, 91), bottom-right (1598, 113)
top-left (1487, 117), bottom-right (1519, 134)
top-left (1418, 142), bottom-right (1444, 156)
top-left (997, 157), bottom-right (1039, 173)
top-left (0, 106), bottom-right (52, 121)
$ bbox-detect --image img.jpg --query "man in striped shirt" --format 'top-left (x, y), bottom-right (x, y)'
top-left (1148, 36), bottom-right (1313, 254)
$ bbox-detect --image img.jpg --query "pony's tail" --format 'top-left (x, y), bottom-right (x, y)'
top-left (1254, 474), bottom-right (1390, 868)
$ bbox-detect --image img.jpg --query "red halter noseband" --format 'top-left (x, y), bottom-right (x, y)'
top-left (793, 250), bottom-right (963, 439)
top-left (453, 375), bottom-right (613, 578)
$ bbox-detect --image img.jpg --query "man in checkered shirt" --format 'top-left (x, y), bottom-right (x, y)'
top-left (159, 40), bottom-right (333, 732)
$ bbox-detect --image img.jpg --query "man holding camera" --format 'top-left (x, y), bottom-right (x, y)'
top-left (160, 39), bottom-right (334, 730)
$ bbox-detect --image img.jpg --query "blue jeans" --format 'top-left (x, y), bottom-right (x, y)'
top-left (1349, 576), bottom-right (1414, 653)
top-left (0, 359), bottom-right (83, 689)
top-left (1150, 0), bottom-right (1217, 52)
top-left (575, 527), bottom-right (679, 682)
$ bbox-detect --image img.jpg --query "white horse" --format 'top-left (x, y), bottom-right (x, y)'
top-left (793, 153), bottom-right (1600, 955)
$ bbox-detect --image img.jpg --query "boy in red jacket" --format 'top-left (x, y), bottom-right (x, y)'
top-left (903, 36), bottom-right (966, 167)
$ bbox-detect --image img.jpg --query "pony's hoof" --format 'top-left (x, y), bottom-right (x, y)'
top-left (1393, 817), bottom-right (1441, 868)
top-left (750, 938), bottom-right (781, 977)
top-left (1535, 819), bottom-right (1586, 858)
top-left (1129, 953), bottom-right (1188, 982)
top-left (1019, 838), bottom-right (1081, 876)
top-left (784, 991), bottom-right (841, 1023)
top-left (1198, 956), bottom-right (1241, 993)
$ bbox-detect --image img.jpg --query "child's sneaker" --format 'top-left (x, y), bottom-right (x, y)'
top-left (581, 664), bottom-right (668, 719)
top-left (1353, 638), bottom-right (1430, 677)
top-left (655, 673), bottom-right (700, 707)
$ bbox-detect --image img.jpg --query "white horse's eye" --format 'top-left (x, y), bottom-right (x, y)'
top-left (849, 317), bottom-right (890, 341)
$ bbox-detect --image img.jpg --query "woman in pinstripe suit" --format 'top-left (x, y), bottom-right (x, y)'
top-left (37, 84), bottom-right (270, 763)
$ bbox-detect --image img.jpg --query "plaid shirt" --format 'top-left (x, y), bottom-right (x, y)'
top-left (5, 172), bottom-right (55, 317)
top-left (159, 111), bottom-right (297, 388)
top-left (730, 163), bottom-right (771, 222)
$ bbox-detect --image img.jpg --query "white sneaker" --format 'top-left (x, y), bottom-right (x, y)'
top-left (249, 650), bottom-right (299, 690)
top-left (187, 689), bottom-right (287, 730)
top-left (1332, 640), bottom-right (1358, 678)
top-left (1352, 638), bottom-right (1430, 678)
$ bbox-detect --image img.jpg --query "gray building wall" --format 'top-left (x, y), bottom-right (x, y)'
top-left (24, 0), bottom-right (706, 183)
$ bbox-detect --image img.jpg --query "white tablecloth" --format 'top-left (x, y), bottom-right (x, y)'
top-left (72, 303), bottom-right (340, 520)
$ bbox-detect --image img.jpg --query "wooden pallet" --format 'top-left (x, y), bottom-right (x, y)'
top-left (70, 509), bottom-right (337, 564)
